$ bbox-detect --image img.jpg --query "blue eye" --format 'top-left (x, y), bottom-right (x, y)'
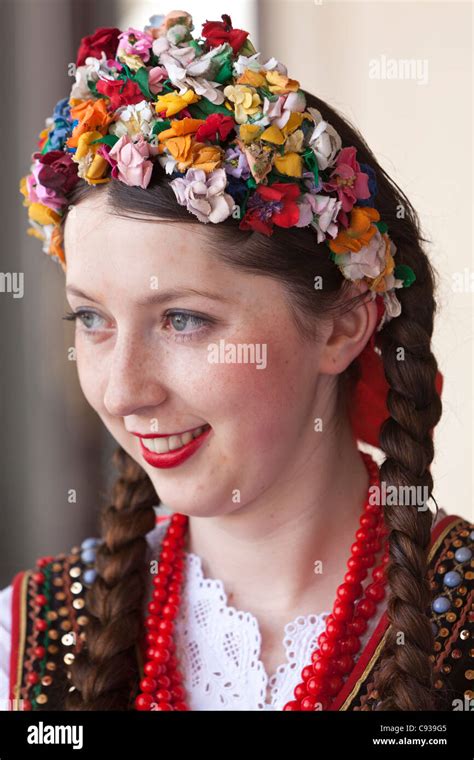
top-left (62, 310), bottom-right (105, 330)
top-left (163, 311), bottom-right (211, 342)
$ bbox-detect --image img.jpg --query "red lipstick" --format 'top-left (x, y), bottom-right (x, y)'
top-left (136, 425), bottom-right (212, 469)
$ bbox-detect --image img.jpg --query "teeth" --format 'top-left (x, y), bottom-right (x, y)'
top-left (141, 425), bottom-right (208, 454)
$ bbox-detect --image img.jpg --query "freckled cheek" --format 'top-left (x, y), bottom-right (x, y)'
top-left (74, 345), bottom-right (107, 413)
top-left (200, 358), bottom-right (298, 446)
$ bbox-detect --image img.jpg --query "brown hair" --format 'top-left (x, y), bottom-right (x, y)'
top-left (62, 89), bottom-right (442, 711)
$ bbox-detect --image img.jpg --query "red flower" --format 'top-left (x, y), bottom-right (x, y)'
top-left (201, 14), bottom-right (249, 56)
top-left (95, 78), bottom-right (144, 110)
top-left (76, 27), bottom-right (121, 67)
top-left (239, 183), bottom-right (301, 236)
top-left (195, 113), bottom-right (235, 143)
top-left (31, 150), bottom-right (79, 195)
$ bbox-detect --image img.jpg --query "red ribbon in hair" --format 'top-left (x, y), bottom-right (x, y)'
top-left (350, 296), bottom-right (443, 448)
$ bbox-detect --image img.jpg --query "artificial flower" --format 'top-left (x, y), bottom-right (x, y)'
top-left (109, 100), bottom-right (158, 139)
top-left (296, 193), bottom-right (342, 243)
top-left (66, 98), bottom-right (113, 149)
top-left (169, 167), bottom-right (235, 223)
top-left (72, 131), bottom-right (110, 184)
top-left (95, 77), bottom-right (144, 110)
top-left (195, 113), bottom-right (235, 143)
top-left (223, 84), bottom-right (262, 124)
top-left (146, 11), bottom-right (194, 43)
top-left (323, 146), bottom-right (371, 212)
top-left (116, 27), bottom-right (154, 64)
top-left (333, 228), bottom-right (395, 286)
top-left (201, 14), bottom-right (249, 56)
top-left (108, 134), bottom-right (153, 188)
top-left (155, 89), bottom-right (200, 117)
top-left (26, 150), bottom-right (78, 211)
top-left (328, 206), bottom-right (380, 255)
top-left (76, 27), bottom-right (121, 67)
top-left (239, 182), bottom-right (300, 236)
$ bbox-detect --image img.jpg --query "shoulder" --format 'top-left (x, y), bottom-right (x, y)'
top-left (427, 511), bottom-right (473, 709)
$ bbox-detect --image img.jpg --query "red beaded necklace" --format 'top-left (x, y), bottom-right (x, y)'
top-left (134, 451), bottom-right (388, 711)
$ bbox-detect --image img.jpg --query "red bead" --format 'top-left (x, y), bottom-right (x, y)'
top-left (153, 701), bottom-right (173, 711)
top-left (283, 701), bottom-right (301, 711)
top-left (357, 598), bottom-right (376, 619)
top-left (154, 633), bottom-right (173, 648)
top-left (35, 619), bottom-right (47, 632)
top-left (294, 683), bottom-right (307, 701)
top-left (339, 635), bottom-right (360, 655)
top-left (301, 665), bottom-right (314, 682)
top-left (155, 689), bottom-right (172, 702)
top-left (355, 528), bottom-right (375, 542)
top-left (333, 601), bottom-right (354, 622)
top-left (347, 616), bottom-right (367, 636)
top-left (360, 514), bottom-right (378, 528)
top-left (158, 562), bottom-right (173, 576)
top-left (170, 685), bottom-right (185, 701)
top-left (156, 675), bottom-right (171, 688)
top-left (160, 549), bottom-right (176, 563)
top-left (344, 569), bottom-right (367, 585)
top-left (373, 566), bottom-right (386, 583)
top-left (306, 677), bottom-right (328, 698)
top-left (35, 594), bottom-right (47, 607)
top-left (312, 657), bottom-right (333, 677)
top-left (32, 571), bottom-right (45, 584)
top-left (158, 620), bottom-right (174, 634)
top-left (162, 604), bottom-right (178, 620)
top-left (144, 661), bottom-right (161, 678)
top-left (174, 701), bottom-right (189, 711)
top-left (33, 645), bottom-right (46, 658)
top-left (336, 582), bottom-right (362, 603)
top-left (22, 699), bottom-right (32, 711)
top-left (300, 696), bottom-right (317, 711)
top-left (325, 619), bottom-right (346, 640)
top-left (145, 615), bottom-right (160, 630)
top-left (139, 677), bottom-right (157, 693)
top-left (319, 639), bottom-right (340, 658)
top-left (26, 672), bottom-right (39, 685)
top-left (326, 675), bottom-right (344, 696)
top-left (366, 583), bottom-right (386, 602)
top-left (332, 655), bottom-right (354, 675)
top-left (152, 647), bottom-right (170, 664)
top-left (152, 588), bottom-right (167, 602)
top-left (135, 693), bottom-right (154, 711)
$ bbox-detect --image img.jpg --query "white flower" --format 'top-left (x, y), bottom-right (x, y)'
top-left (153, 38), bottom-right (227, 104)
top-left (296, 193), bottom-right (342, 243)
top-left (263, 91), bottom-right (306, 130)
top-left (169, 167), bottom-right (235, 223)
top-left (336, 229), bottom-right (390, 282)
top-left (69, 52), bottom-right (118, 101)
top-left (109, 100), bottom-right (157, 139)
top-left (306, 106), bottom-right (342, 171)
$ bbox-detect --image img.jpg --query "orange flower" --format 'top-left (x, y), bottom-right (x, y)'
top-left (328, 207), bottom-right (380, 255)
top-left (189, 143), bottom-right (224, 173)
top-left (236, 69), bottom-right (266, 88)
top-left (157, 117), bottom-right (205, 143)
top-left (66, 99), bottom-right (113, 150)
top-left (158, 118), bottom-right (206, 167)
top-left (50, 225), bottom-right (67, 270)
top-left (368, 235), bottom-right (395, 292)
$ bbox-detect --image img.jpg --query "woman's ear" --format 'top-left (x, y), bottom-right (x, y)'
top-left (318, 286), bottom-right (379, 375)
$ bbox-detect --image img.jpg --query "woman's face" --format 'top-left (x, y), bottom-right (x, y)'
top-left (64, 192), bottom-right (335, 516)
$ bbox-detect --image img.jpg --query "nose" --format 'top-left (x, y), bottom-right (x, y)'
top-left (103, 332), bottom-right (167, 418)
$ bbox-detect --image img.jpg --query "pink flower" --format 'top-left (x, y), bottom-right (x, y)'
top-left (108, 134), bottom-right (153, 188)
top-left (26, 150), bottom-right (78, 211)
top-left (296, 193), bottom-right (342, 243)
top-left (148, 65), bottom-right (168, 95)
top-left (117, 27), bottom-right (154, 63)
top-left (322, 146), bottom-right (370, 213)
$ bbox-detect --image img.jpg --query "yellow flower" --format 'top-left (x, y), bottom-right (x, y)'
top-left (28, 202), bottom-right (61, 226)
top-left (238, 124), bottom-right (263, 144)
top-left (117, 52), bottom-right (145, 72)
top-left (281, 111), bottom-right (304, 137)
top-left (19, 176), bottom-right (30, 206)
top-left (189, 143), bottom-right (224, 173)
top-left (283, 129), bottom-right (304, 154)
top-left (369, 236), bottom-right (395, 292)
top-left (260, 125), bottom-right (285, 145)
top-left (236, 68), bottom-right (266, 88)
top-left (73, 131), bottom-right (110, 184)
top-left (265, 70), bottom-right (300, 95)
top-left (155, 89), bottom-right (200, 118)
top-left (273, 152), bottom-right (303, 177)
top-left (223, 84), bottom-right (261, 125)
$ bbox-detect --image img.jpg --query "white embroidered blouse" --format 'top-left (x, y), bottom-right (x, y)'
top-left (0, 507), bottom-right (447, 711)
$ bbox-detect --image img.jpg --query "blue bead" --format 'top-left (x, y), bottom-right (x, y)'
top-left (432, 596), bottom-right (451, 613)
top-left (455, 547), bottom-right (472, 563)
top-left (470, 531), bottom-right (474, 541)
top-left (81, 548), bottom-right (97, 564)
top-left (443, 570), bottom-right (462, 588)
top-left (431, 621), bottom-right (438, 636)
top-left (81, 537), bottom-right (101, 550)
top-left (83, 568), bottom-right (97, 585)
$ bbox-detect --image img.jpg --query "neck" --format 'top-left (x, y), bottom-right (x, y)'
top-left (182, 416), bottom-right (374, 621)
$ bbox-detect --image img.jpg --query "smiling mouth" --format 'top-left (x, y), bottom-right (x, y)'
top-left (139, 424), bottom-right (211, 454)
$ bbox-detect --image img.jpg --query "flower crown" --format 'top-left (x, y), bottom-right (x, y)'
top-left (19, 10), bottom-right (416, 329)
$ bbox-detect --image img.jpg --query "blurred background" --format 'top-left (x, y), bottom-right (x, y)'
top-left (0, 0), bottom-right (472, 587)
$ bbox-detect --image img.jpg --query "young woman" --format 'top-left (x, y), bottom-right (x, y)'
top-left (0, 10), bottom-right (472, 712)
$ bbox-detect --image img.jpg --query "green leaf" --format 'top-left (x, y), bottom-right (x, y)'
top-left (301, 147), bottom-right (319, 187)
top-left (187, 99), bottom-right (233, 119)
top-left (375, 220), bottom-right (388, 235)
top-left (152, 119), bottom-right (171, 136)
top-left (90, 134), bottom-right (119, 147)
top-left (394, 264), bottom-right (416, 287)
top-left (132, 66), bottom-right (153, 99)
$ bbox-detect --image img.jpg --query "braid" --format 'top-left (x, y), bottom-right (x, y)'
top-left (371, 241), bottom-right (443, 710)
top-left (65, 447), bottom-right (157, 710)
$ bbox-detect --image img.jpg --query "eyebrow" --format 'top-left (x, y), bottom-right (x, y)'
top-left (65, 285), bottom-right (234, 307)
